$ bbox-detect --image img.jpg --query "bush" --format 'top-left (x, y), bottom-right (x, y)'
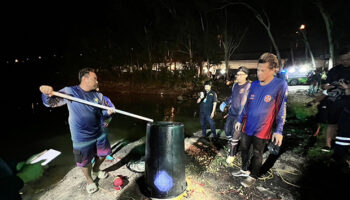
top-left (288, 103), bottom-right (317, 122)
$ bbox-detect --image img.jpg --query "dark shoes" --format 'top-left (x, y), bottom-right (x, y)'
top-left (232, 170), bottom-right (256, 188)
top-left (232, 169), bottom-right (250, 177)
top-left (241, 176), bottom-right (257, 188)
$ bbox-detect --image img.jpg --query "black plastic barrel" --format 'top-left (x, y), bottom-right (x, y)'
top-left (145, 121), bottom-right (187, 199)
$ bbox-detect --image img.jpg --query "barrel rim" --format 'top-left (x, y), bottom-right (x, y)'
top-left (147, 121), bottom-right (184, 127)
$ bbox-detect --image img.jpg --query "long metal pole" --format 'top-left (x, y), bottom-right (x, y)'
top-left (52, 91), bottom-right (154, 122)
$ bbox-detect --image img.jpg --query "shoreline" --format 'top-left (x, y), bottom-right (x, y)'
top-left (98, 81), bottom-right (198, 96)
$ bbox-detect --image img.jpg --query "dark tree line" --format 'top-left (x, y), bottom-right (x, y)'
top-left (4, 0), bottom-right (349, 76)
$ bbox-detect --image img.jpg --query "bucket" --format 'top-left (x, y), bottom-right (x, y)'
top-left (145, 121), bottom-right (187, 199)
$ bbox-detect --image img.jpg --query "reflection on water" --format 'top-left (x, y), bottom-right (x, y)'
top-left (4, 93), bottom-right (226, 196)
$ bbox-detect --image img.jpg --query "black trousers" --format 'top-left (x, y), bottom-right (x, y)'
top-left (332, 110), bottom-right (350, 165)
top-left (240, 133), bottom-right (269, 179)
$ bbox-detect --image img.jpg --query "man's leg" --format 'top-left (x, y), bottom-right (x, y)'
top-left (308, 85), bottom-right (313, 96)
top-left (240, 133), bottom-right (252, 171)
top-left (324, 101), bottom-right (343, 150)
top-left (230, 125), bottom-right (241, 156)
top-left (225, 116), bottom-right (234, 138)
top-left (92, 156), bottom-right (106, 173)
top-left (326, 124), bottom-right (337, 148)
top-left (250, 136), bottom-right (268, 179)
top-left (332, 113), bottom-right (350, 166)
top-left (73, 145), bottom-right (95, 182)
top-left (81, 165), bottom-right (94, 184)
top-left (93, 133), bottom-right (112, 174)
top-left (232, 133), bottom-right (252, 177)
top-left (207, 114), bottom-right (217, 137)
top-left (200, 113), bottom-right (207, 136)
top-left (73, 142), bottom-right (99, 193)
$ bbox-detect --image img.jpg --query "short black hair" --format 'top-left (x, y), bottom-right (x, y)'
top-left (204, 80), bottom-right (212, 86)
top-left (78, 68), bottom-right (95, 83)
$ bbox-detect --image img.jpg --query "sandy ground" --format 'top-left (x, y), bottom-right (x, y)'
top-left (22, 131), bottom-right (307, 200)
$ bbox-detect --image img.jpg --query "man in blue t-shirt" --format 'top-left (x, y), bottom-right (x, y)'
top-left (40, 68), bottom-right (115, 194)
top-left (232, 53), bottom-right (288, 188)
top-left (197, 81), bottom-right (218, 137)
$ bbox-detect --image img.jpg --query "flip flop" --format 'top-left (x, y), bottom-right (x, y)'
top-left (86, 182), bottom-right (98, 194)
top-left (92, 170), bottom-right (109, 179)
top-left (106, 155), bottom-right (114, 161)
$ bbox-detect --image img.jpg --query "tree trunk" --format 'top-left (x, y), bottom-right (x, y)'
top-left (290, 42), bottom-right (295, 66)
top-left (301, 31), bottom-right (317, 70)
top-left (266, 28), bottom-right (281, 68)
top-left (188, 36), bottom-right (193, 67)
top-left (198, 61), bottom-right (203, 77)
top-left (316, 2), bottom-right (334, 70)
top-left (225, 57), bottom-right (229, 80)
top-left (207, 58), bottom-right (210, 77)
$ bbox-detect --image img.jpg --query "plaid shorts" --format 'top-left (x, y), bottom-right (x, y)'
top-left (72, 134), bottom-right (111, 167)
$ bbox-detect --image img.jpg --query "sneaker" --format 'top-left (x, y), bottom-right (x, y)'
top-left (232, 169), bottom-right (250, 177)
top-left (226, 156), bottom-right (235, 165)
top-left (321, 146), bottom-right (331, 152)
top-left (241, 176), bottom-right (256, 188)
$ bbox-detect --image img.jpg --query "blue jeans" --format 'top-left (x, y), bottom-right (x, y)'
top-left (200, 112), bottom-right (216, 137)
top-left (224, 115), bottom-right (236, 137)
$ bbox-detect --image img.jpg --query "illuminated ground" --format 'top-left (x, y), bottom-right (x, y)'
top-left (20, 87), bottom-right (349, 200)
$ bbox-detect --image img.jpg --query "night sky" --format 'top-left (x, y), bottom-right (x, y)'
top-left (2, 0), bottom-right (350, 55)
top-left (2, 0), bottom-right (350, 62)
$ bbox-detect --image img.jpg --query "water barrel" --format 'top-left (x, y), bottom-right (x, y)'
top-left (145, 121), bottom-right (187, 199)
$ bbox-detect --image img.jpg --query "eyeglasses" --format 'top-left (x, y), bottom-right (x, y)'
top-left (236, 73), bottom-right (246, 76)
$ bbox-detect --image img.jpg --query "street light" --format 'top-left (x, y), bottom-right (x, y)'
top-left (299, 24), bottom-right (306, 30)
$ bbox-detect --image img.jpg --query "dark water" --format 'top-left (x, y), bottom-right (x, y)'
top-left (2, 91), bottom-right (227, 193)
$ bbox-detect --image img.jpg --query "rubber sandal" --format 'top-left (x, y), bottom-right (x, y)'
top-left (86, 182), bottom-right (98, 194)
top-left (92, 170), bottom-right (109, 179)
top-left (106, 155), bottom-right (114, 161)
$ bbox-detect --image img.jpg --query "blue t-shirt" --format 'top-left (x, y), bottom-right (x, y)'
top-left (42, 86), bottom-right (111, 142)
top-left (238, 77), bottom-right (288, 139)
top-left (225, 82), bottom-right (250, 118)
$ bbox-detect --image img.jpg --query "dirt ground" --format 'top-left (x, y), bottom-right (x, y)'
top-left (21, 87), bottom-right (350, 200)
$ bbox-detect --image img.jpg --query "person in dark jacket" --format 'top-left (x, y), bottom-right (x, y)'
top-left (197, 81), bottom-right (218, 137)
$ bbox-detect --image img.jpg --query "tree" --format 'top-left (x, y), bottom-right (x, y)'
top-left (298, 24), bottom-right (317, 70)
top-left (315, 1), bottom-right (334, 70)
top-left (222, 1), bottom-right (282, 67)
top-left (220, 8), bottom-right (248, 79)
